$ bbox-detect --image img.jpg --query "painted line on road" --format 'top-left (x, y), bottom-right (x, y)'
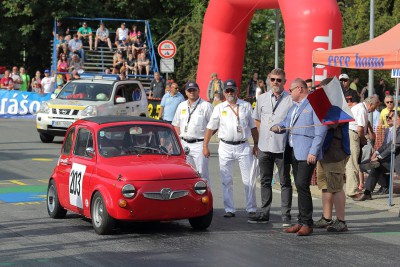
top-left (32, 158), bottom-right (54, 162)
top-left (0, 180), bottom-right (27, 186)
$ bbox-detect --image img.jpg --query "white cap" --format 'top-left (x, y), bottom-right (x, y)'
top-left (339, 73), bottom-right (349, 80)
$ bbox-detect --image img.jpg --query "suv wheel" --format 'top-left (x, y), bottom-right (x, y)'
top-left (40, 133), bottom-right (55, 143)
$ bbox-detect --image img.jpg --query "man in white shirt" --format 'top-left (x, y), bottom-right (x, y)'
top-left (41, 70), bottom-right (55, 94)
top-left (346, 95), bottom-right (379, 199)
top-left (95, 22), bottom-right (112, 51)
top-left (203, 79), bottom-right (259, 219)
top-left (10, 66), bottom-right (22, 90)
top-left (172, 81), bottom-right (213, 185)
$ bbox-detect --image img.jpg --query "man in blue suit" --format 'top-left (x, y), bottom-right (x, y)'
top-left (272, 78), bottom-right (327, 236)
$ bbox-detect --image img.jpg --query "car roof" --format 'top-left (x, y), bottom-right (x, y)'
top-left (81, 116), bottom-right (164, 125)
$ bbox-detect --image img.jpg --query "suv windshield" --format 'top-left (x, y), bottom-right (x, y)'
top-left (98, 124), bottom-right (181, 157)
top-left (57, 82), bottom-right (113, 101)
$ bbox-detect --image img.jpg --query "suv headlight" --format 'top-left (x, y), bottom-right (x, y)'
top-left (122, 184), bottom-right (136, 198)
top-left (81, 105), bottom-right (97, 116)
top-left (194, 181), bottom-right (207, 195)
top-left (38, 102), bottom-right (50, 114)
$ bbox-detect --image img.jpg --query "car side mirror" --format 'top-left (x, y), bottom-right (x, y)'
top-left (51, 94), bottom-right (57, 99)
top-left (86, 147), bottom-right (95, 157)
top-left (184, 146), bottom-right (190, 155)
top-left (116, 97), bottom-right (126, 104)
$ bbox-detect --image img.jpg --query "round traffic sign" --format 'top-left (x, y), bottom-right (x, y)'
top-left (158, 40), bottom-right (177, 59)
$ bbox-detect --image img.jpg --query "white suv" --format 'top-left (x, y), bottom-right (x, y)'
top-left (36, 79), bottom-right (148, 143)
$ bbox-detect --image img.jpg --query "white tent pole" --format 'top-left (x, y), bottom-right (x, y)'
top-left (389, 77), bottom-right (399, 206)
top-left (368, 0), bottom-right (375, 98)
top-left (274, 9), bottom-right (279, 69)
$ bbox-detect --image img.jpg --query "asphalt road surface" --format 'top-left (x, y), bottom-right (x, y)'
top-left (1, 118), bottom-right (400, 267)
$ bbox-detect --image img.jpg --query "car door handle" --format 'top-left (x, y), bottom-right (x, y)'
top-left (126, 106), bottom-right (129, 109)
top-left (60, 162), bottom-right (71, 166)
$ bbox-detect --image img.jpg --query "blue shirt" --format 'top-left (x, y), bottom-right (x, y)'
top-left (161, 92), bottom-right (185, 121)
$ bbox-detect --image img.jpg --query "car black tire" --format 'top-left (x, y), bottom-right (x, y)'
top-left (188, 209), bottom-right (213, 230)
top-left (47, 179), bottom-right (67, 219)
top-left (40, 133), bottom-right (55, 143)
top-left (91, 191), bottom-right (115, 235)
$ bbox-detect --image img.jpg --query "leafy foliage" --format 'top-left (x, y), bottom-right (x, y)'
top-left (0, 0), bottom-right (400, 91)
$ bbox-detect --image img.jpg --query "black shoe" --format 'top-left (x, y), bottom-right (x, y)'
top-left (248, 213), bottom-right (269, 224)
top-left (223, 212), bottom-right (235, 218)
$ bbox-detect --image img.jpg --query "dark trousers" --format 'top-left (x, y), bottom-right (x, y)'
top-left (289, 147), bottom-right (316, 227)
top-left (365, 166), bottom-right (389, 193)
top-left (258, 149), bottom-right (292, 219)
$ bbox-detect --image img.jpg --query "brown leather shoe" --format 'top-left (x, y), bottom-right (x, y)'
top-left (349, 193), bottom-right (363, 199)
top-left (353, 193), bottom-right (372, 201)
top-left (284, 223), bottom-right (302, 233)
top-left (296, 225), bottom-right (313, 236)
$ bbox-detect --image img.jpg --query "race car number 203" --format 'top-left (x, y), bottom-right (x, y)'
top-left (69, 163), bottom-right (86, 208)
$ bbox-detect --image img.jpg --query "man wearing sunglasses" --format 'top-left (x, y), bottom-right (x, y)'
top-left (172, 82), bottom-right (213, 186)
top-left (339, 74), bottom-right (359, 106)
top-left (251, 68), bottom-right (294, 227)
top-left (203, 79), bottom-right (259, 219)
top-left (378, 95), bottom-right (398, 126)
top-left (271, 78), bottom-right (327, 236)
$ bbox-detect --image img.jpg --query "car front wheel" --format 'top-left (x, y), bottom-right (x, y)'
top-left (40, 133), bottom-right (54, 143)
top-left (91, 191), bottom-right (115, 235)
top-left (189, 209), bottom-right (213, 230)
top-left (47, 179), bottom-right (67, 218)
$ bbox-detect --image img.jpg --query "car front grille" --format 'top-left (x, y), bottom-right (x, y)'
top-left (143, 190), bottom-right (188, 200)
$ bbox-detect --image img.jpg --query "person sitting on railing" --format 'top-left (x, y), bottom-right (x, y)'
top-left (113, 50), bottom-right (126, 74)
top-left (55, 34), bottom-right (68, 58)
top-left (53, 20), bottom-right (71, 42)
top-left (129, 24), bottom-right (141, 42)
top-left (77, 22), bottom-right (93, 51)
top-left (125, 52), bottom-right (137, 76)
top-left (137, 53), bottom-right (150, 76)
top-left (68, 34), bottom-right (85, 61)
top-left (69, 54), bottom-right (85, 73)
top-left (131, 35), bottom-right (147, 58)
top-left (94, 22), bottom-right (113, 51)
top-left (117, 37), bottom-right (129, 58)
top-left (115, 22), bottom-right (129, 48)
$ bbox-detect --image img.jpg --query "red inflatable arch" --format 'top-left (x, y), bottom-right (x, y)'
top-left (196, 0), bottom-right (342, 98)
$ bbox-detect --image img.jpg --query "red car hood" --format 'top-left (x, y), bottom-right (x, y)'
top-left (96, 157), bottom-right (200, 181)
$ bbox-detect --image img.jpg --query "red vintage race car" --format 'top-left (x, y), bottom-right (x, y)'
top-left (46, 115), bottom-right (213, 235)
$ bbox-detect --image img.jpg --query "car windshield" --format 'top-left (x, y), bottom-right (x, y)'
top-left (98, 124), bottom-right (181, 157)
top-left (57, 82), bottom-right (113, 101)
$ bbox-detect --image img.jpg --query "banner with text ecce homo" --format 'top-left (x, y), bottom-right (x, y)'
top-left (0, 89), bottom-right (52, 118)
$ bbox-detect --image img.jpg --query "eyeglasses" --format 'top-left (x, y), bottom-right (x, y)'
top-left (386, 116), bottom-right (393, 119)
top-left (386, 101), bottom-right (394, 104)
top-left (340, 79), bottom-right (349, 82)
top-left (171, 86), bottom-right (178, 89)
top-left (289, 86), bottom-right (302, 93)
top-left (187, 88), bottom-right (198, 93)
top-left (224, 89), bottom-right (236, 93)
top-left (270, 78), bottom-right (282, 83)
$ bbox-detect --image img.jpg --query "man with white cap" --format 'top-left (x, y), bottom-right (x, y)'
top-left (173, 81), bottom-right (213, 185)
top-left (203, 79), bottom-right (259, 219)
top-left (339, 73), bottom-right (359, 106)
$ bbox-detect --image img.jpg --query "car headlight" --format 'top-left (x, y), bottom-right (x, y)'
top-left (81, 105), bottom-right (97, 116)
top-left (122, 184), bottom-right (136, 198)
top-left (38, 102), bottom-right (50, 114)
top-left (194, 181), bottom-right (207, 195)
